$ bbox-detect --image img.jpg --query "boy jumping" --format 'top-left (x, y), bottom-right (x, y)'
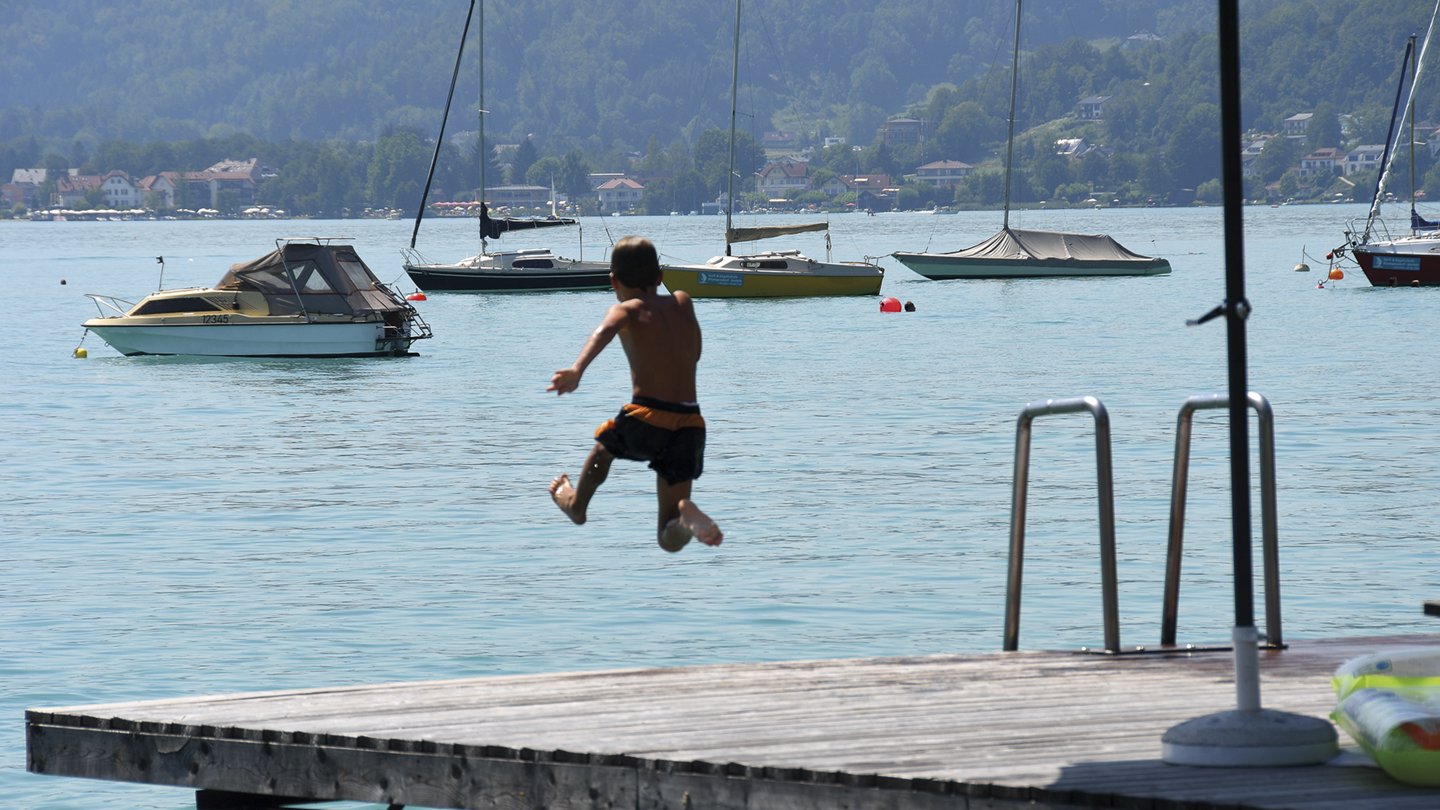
top-left (547, 236), bottom-right (723, 551)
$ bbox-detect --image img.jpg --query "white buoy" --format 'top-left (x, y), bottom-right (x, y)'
top-left (1293, 262), bottom-right (1309, 272)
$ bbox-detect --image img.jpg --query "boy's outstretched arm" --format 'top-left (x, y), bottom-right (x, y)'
top-left (547, 304), bottom-right (628, 396)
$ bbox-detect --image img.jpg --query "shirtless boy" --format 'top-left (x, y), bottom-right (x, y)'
top-left (547, 236), bottom-right (723, 551)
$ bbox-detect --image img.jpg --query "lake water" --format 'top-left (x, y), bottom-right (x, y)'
top-left (4, 204), bottom-right (1438, 808)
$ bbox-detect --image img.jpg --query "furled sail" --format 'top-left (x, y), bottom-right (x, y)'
top-left (481, 203), bottom-right (576, 240)
top-left (726, 221), bottom-right (827, 245)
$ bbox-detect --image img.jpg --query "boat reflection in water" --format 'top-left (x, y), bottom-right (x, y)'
top-left (82, 238), bottom-right (432, 358)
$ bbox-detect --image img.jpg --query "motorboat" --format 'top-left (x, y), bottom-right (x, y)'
top-left (82, 239), bottom-right (433, 357)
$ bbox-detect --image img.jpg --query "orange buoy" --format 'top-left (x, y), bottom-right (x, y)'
top-left (407, 292), bottom-right (427, 301)
top-left (880, 297), bottom-right (901, 313)
top-left (1329, 268), bottom-right (1344, 281)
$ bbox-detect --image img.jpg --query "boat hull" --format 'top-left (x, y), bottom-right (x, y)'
top-left (1353, 242), bottom-right (1440, 286)
top-left (83, 322), bottom-right (416, 358)
top-left (894, 252), bottom-right (1172, 279)
top-left (662, 259), bottom-right (883, 298)
top-left (403, 252), bottom-right (611, 292)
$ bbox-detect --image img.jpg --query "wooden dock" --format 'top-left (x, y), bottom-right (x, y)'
top-left (26, 634), bottom-right (1440, 809)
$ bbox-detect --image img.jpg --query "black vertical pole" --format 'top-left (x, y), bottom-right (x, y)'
top-left (1161, 3), bottom-right (1336, 765)
top-left (1218, 0), bottom-right (1254, 632)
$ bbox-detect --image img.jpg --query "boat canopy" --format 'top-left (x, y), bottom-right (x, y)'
top-left (938, 227), bottom-right (1161, 262)
top-left (726, 221), bottom-right (827, 245)
top-left (215, 242), bottom-right (406, 316)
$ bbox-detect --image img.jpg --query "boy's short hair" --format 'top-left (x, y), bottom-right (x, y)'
top-left (611, 236), bottom-right (662, 288)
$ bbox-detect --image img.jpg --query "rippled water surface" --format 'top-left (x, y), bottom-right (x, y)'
top-left (4, 205), bottom-right (1437, 807)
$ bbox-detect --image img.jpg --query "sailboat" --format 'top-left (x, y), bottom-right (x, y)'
top-left (660, 0), bottom-right (884, 298)
top-left (1331, 0), bottom-right (1440, 287)
top-left (892, 0), bottom-right (1170, 280)
top-left (402, 0), bottom-right (611, 293)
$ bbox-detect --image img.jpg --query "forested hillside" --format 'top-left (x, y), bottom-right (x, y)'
top-left (6, 0), bottom-right (1440, 213)
top-left (1, 0), bottom-right (1224, 150)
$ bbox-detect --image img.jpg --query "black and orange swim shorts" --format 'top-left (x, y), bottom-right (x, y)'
top-left (595, 396), bottom-right (705, 485)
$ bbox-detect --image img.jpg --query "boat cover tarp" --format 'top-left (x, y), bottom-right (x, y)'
top-left (482, 203), bottom-right (575, 240)
top-left (216, 242), bottom-right (403, 317)
top-left (727, 221), bottom-right (828, 245)
top-left (936, 227), bottom-right (1160, 262)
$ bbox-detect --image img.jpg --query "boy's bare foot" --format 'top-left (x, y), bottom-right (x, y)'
top-left (549, 474), bottom-right (586, 525)
top-left (658, 521), bottom-right (692, 553)
top-left (678, 499), bottom-right (723, 546)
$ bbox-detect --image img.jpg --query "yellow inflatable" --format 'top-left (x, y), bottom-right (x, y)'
top-left (1333, 649), bottom-right (1440, 786)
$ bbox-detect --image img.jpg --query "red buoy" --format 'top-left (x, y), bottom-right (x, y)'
top-left (407, 292), bottom-right (428, 301)
top-left (880, 296), bottom-right (901, 313)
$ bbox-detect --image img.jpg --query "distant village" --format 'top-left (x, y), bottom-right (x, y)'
top-left (0, 103), bottom-right (1405, 220)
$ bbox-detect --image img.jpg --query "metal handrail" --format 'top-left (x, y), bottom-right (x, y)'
top-left (1160, 392), bottom-right (1284, 648)
top-left (1004, 396), bottom-right (1121, 654)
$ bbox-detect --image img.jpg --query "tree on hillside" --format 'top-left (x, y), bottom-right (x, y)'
top-left (367, 131), bottom-right (429, 211)
top-left (1307, 102), bottom-right (1342, 150)
top-left (510, 137), bottom-right (538, 185)
top-left (1164, 102), bottom-right (1220, 190)
top-left (930, 101), bottom-right (1002, 163)
top-left (693, 128), bottom-right (762, 199)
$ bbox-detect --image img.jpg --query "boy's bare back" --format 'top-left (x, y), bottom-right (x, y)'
top-left (615, 290), bottom-right (701, 404)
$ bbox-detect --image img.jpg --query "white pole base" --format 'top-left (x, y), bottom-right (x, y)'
top-left (1162, 707), bottom-right (1338, 767)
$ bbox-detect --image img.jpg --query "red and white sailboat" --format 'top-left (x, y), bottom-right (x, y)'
top-left (1332, 0), bottom-right (1440, 287)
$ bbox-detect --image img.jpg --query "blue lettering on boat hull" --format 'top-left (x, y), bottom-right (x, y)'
top-left (698, 271), bottom-right (744, 287)
top-left (1373, 255), bottom-right (1423, 271)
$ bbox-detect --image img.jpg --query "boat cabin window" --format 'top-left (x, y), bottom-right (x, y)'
top-left (336, 255), bottom-right (377, 289)
top-left (747, 260), bottom-right (788, 270)
top-left (288, 260), bottom-right (338, 294)
top-left (133, 297), bottom-right (223, 315)
top-left (513, 259), bottom-right (556, 269)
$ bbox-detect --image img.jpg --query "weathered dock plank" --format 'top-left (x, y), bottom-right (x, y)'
top-left (26, 634), bottom-right (1440, 809)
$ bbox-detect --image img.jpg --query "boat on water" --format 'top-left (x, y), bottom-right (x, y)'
top-left (81, 239), bottom-right (432, 358)
top-left (891, 0), bottom-right (1169, 281)
top-left (404, 205), bottom-right (611, 292)
top-left (661, 0), bottom-right (883, 299)
top-left (1331, 3), bottom-right (1440, 287)
top-left (401, 0), bottom-right (608, 293)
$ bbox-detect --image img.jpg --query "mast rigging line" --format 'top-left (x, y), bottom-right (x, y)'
top-left (1367, 0), bottom-right (1440, 240)
top-left (410, 0), bottom-right (477, 250)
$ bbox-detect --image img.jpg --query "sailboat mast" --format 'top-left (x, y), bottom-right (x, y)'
top-left (1411, 38), bottom-right (1419, 233)
top-left (1001, 0), bottom-right (1022, 230)
top-left (725, 0), bottom-right (741, 256)
top-left (478, 0), bottom-right (487, 250)
top-left (1002, 1), bottom-right (1025, 230)
top-left (408, 0), bottom-right (475, 249)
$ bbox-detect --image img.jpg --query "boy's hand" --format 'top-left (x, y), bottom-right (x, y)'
top-left (548, 367), bottom-right (581, 395)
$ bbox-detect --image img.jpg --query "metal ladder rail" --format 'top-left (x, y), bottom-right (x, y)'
top-left (1160, 392), bottom-right (1283, 649)
top-left (1004, 396), bottom-right (1121, 654)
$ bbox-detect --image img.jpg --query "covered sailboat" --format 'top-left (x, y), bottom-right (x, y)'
top-left (892, 0), bottom-right (1169, 281)
top-left (895, 227), bottom-right (1170, 279)
top-left (401, 0), bottom-right (610, 293)
top-left (660, 0), bottom-right (883, 299)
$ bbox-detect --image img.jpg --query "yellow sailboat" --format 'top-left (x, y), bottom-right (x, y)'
top-left (662, 0), bottom-right (883, 299)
